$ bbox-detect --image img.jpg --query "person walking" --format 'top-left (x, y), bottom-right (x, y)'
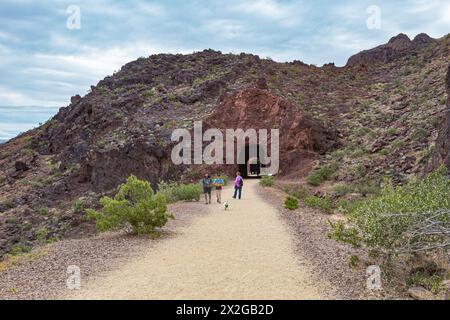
top-left (213, 175), bottom-right (225, 203)
top-left (202, 174), bottom-right (212, 204)
top-left (232, 172), bottom-right (243, 200)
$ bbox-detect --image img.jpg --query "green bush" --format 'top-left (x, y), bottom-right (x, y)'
top-left (157, 181), bottom-right (178, 203)
top-left (284, 185), bottom-right (308, 200)
top-left (87, 175), bottom-right (173, 235)
top-left (304, 195), bottom-right (334, 214)
top-left (9, 244), bottom-right (32, 256)
top-left (185, 171), bottom-right (202, 180)
top-left (348, 255), bottom-right (360, 269)
top-left (3, 199), bottom-right (14, 209)
top-left (220, 175), bottom-right (229, 186)
top-left (329, 167), bottom-right (450, 256)
top-left (355, 181), bottom-right (380, 196)
top-left (284, 196), bottom-right (299, 210)
top-left (157, 181), bottom-right (201, 203)
top-left (36, 227), bottom-right (49, 244)
top-left (37, 207), bottom-right (49, 215)
top-left (73, 197), bottom-right (86, 212)
top-left (173, 183), bottom-right (202, 202)
top-left (307, 162), bottom-right (338, 186)
top-left (260, 175), bottom-right (274, 187)
top-left (406, 272), bottom-right (443, 294)
top-left (333, 184), bottom-right (353, 196)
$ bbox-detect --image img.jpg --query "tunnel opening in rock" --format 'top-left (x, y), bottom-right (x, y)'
top-left (237, 144), bottom-right (266, 178)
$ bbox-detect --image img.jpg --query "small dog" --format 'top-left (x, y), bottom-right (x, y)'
top-left (223, 201), bottom-right (229, 211)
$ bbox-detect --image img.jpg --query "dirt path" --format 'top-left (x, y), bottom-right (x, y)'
top-left (65, 180), bottom-right (332, 300)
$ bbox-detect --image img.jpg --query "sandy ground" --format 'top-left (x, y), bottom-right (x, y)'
top-left (64, 180), bottom-right (332, 300)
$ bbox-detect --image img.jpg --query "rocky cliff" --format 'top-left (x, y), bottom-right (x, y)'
top-left (433, 65), bottom-right (450, 169)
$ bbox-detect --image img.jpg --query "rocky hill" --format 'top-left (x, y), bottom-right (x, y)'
top-left (0, 33), bottom-right (449, 258)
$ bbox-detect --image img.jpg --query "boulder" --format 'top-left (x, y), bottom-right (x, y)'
top-left (15, 161), bottom-right (29, 172)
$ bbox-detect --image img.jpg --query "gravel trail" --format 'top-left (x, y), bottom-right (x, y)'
top-left (65, 179), bottom-right (332, 300)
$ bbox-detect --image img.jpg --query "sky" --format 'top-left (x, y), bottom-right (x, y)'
top-left (0, 0), bottom-right (449, 141)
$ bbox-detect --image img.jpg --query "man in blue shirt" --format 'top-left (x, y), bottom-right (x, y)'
top-left (202, 174), bottom-right (212, 204)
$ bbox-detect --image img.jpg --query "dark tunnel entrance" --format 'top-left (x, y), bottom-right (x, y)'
top-left (237, 144), bottom-right (266, 178)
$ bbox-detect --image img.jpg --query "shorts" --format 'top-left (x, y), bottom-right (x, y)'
top-left (203, 188), bottom-right (211, 194)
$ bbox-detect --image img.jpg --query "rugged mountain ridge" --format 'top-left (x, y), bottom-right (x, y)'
top-left (0, 33), bottom-right (449, 257)
top-left (347, 33), bottom-right (434, 66)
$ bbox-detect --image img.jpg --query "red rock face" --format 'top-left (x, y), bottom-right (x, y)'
top-left (203, 87), bottom-right (339, 177)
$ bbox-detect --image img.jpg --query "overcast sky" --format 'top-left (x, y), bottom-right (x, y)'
top-left (0, 0), bottom-right (449, 140)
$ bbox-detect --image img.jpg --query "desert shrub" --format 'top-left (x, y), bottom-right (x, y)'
top-left (307, 162), bottom-right (338, 186)
top-left (304, 195), bottom-right (334, 214)
top-left (36, 227), bottom-right (49, 244)
top-left (412, 128), bottom-right (429, 141)
top-left (157, 181), bottom-right (201, 203)
top-left (9, 244), bottom-right (32, 256)
top-left (333, 184), bottom-right (353, 196)
top-left (350, 148), bottom-right (366, 159)
top-left (329, 167), bottom-right (450, 257)
top-left (387, 127), bottom-right (397, 135)
top-left (73, 197), bottom-right (86, 212)
top-left (406, 272), bottom-right (443, 294)
top-left (87, 175), bottom-right (172, 235)
top-left (327, 220), bottom-right (361, 248)
top-left (354, 164), bottom-right (368, 179)
top-left (220, 175), bottom-right (229, 186)
top-left (260, 175), bottom-right (274, 187)
top-left (157, 181), bottom-right (179, 203)
top-left (185, 171), bottom-right (202, 180)
top-left (173, 183), bottom-right (202, 202)
top-left (284, 196), bottom-right (299, 210)
top-left (37, 207), bottom-right (49, 215)
top-left (330, 149), bottom-right (345, 160)
top-left (285, 185), bottom-right (308, 200)
top-left (336, 199), bottom-right (356, 214)
top-left (3, 199), bottom-right (14, 209)
top-left (348, 255), bottom-right (360, 269)
top-left (355, 180), bottom-right (381, 196)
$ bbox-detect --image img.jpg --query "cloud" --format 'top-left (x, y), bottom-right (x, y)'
top-left (235, 0), bottom-right (292, 19)
top-left (0, 86), bottom-right (36, 106)
top-left (233, 0), bottom-right (305, 27)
